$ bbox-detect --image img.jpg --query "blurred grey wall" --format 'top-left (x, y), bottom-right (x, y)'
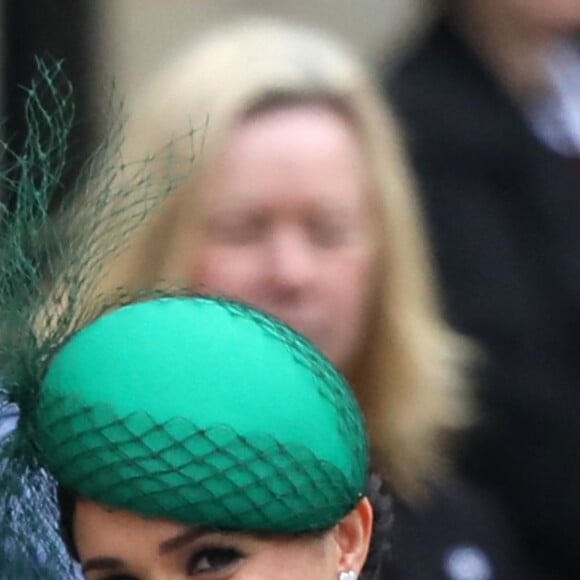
top-left (95, 0), bottom-right (432, 102)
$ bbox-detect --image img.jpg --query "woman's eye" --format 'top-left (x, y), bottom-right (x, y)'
top-left (221, 225), bottom-right (264, 244)
top-left (187, 546), bottom-right (244, 575)
top-left (309, 219), bottom-right (351, 246)
top-left (206, 213), bottom-right (268, 244)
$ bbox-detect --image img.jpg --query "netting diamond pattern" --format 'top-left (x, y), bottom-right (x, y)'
top-left (39, 394), bottom-right (363, 531)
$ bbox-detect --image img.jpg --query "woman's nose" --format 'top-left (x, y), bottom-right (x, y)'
top-left (267, 228), bottom-right (316, 291)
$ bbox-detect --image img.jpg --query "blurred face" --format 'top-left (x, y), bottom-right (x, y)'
top-left (468, 0), bottom-right (580, 33)
top-left (190, 104), bottom-right (376, 373)
top-left (74, 499), bottom-right (372, 579)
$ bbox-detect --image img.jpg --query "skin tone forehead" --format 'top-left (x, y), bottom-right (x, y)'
top-left (200, 103), bottom-right (371, 217)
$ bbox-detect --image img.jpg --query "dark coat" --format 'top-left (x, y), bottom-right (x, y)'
top-left (385, 20), bottom-right (580, 578)
top-left (383, 481), bottom-right (538, 580)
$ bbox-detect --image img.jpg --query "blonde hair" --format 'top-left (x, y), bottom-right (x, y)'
top-left (101, 18), bottom-right (472, 499)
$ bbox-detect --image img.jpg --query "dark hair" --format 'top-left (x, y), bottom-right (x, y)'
top-left (58, 471), bottom-right (393, 578)
top-left (57, 486), bottom-right (79, 562)
top-left (364, 472), bottom-right (393, 578)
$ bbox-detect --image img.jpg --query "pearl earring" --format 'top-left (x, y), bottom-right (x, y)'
top-left (338, 571), bottom-right (357, 580)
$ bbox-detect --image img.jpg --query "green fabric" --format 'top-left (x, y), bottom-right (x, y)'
top-left (38, 297), bottom-right (369, 531)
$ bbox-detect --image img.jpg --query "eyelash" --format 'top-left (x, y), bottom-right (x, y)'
top-left (97, 547), bottom-right (244, 580)
top-left (187, 545), bottom-right (245, 576)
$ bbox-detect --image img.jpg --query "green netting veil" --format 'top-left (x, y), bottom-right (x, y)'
top-left (39, 296), bottom-right (369, 530)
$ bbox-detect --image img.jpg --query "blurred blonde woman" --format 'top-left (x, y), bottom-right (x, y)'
top-left (77, 19), bottom-right (549, 580)
top-left (92, 18), bottom-right (538, 579)
top-left (102, 20), bottom-right (469, 503)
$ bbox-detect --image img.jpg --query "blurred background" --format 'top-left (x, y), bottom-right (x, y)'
top-left (0, 0), bottom-right (433, 208)
top-left (0, 0), bottom-right (432, 147)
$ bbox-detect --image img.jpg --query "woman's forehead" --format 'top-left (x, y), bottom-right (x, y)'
top-left (75, 500), bottom-right (189, 541)
top-left (200, 106), bottom-right (369, 198)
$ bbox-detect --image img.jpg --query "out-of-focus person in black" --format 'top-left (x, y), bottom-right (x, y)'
top-left (385, 2), bottom-right (580, 578)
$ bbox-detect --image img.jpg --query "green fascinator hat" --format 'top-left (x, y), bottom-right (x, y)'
top-left (39, 296), bottom-right (369, 531)
top-left (0, 60), bottom-right (369, 578)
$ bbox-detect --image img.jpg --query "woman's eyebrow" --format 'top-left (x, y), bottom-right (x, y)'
top-left (82, 556), bottom-right (126, 573)
top-left (159, 526), bottom-right (217, 554)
